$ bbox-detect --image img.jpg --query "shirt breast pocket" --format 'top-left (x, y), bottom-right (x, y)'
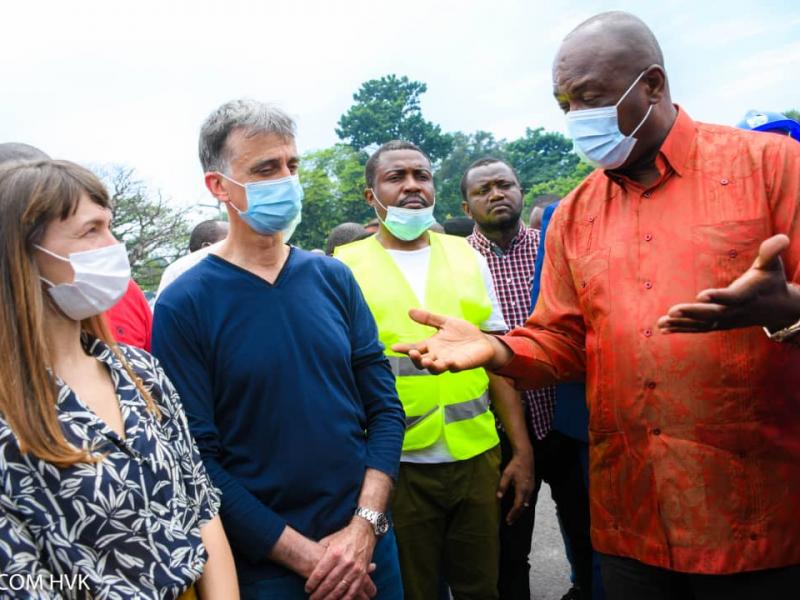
top-left (692, 219), bottom-right (769, 291)
top-left (569, 248), bottom-right (611, 326)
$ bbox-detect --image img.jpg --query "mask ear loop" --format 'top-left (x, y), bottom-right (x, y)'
top-left (615, 68), bottom-right (649, 108)
top-left (369, 189), bottom-right (390, 227)
top-left (34, 244), bottom-right (70, 262)
top-left (216, 172), bottom-right (247, 215)
top-left (34, 245), bottom-right (71, 288)
top-left (629, 104), bottom-right (654, 138)
top-left (615, 68), bottom-right (654, 139)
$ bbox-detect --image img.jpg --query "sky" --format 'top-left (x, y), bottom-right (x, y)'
top-left (2, 0), bottom-right (798, 218)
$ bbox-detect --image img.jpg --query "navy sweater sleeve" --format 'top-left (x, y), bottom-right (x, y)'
top-left (152, 299), bottom-right (287, 562)
top-left (344, 268), bottom-right (405, 480)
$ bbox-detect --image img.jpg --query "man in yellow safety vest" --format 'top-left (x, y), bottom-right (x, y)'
top-left (336, 140), bottom-right (534, 600)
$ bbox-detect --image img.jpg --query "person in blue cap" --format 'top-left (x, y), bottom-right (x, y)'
top-left (737, 110), bottom-right (800, 140)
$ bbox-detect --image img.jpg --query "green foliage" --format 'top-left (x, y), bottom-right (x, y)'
top-left (525, 162), bottom-right (593, 202)
top-left (504, 127), bottom-right (580, 191)
top-left (336, 75), bottom-right (453, 162)
top-left (99, 165), bottom-right (191, 291)
top-left (292, 145), bottom-right (371, 250)
top-left (784, 109), bottom-right (800, 122)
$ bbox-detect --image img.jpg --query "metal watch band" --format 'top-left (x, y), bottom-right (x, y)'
top-left (354, 507), bottom-right (390, 537)
top-left (763, 316), bottom-right (800, 343)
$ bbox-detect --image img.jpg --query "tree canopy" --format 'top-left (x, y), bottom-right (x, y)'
top-left (336, 75), bottom-right (453, 162)
top-left (99, 166), bottom-right (191, 291)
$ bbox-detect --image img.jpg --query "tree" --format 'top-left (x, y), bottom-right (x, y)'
top-left (504, 127), bottom-right (580, 192)
top-left (784, 109), bottom-right (800, 122)
top-left (433, 131), bottom-right (506, 218)
top-left (524, 162), bottom-right (593, 207)
top-left (292, 145), bottom-right (370, 250)
top-left (336, 75), bottom-right (453, 162)
top-left (99, 166), bottom-right (192, 291)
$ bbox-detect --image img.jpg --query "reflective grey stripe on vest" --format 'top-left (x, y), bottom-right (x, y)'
top-left (388, 355), bottom-right (429, 377)
top-left (444, 392), bottom-right (491, 424)
top-left (405, 406), bottom-right (437, 430)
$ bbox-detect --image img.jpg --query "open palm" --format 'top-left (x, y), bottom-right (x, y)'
top-left (658, 234), bottom-right (794, 333)
top-left (392, 308), bottom-right (497, 374)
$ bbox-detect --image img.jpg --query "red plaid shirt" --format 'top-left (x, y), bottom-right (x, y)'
top-left (467, 225), bottom-right (556, 440)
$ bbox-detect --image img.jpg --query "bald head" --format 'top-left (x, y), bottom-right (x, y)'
top-left (0, 142), bottom-right (50, 166)
top-left (553, 12), bottom-right (675, 171)
top-left (553, 12), bottom-right (670, 115)
top-left (563, 12), bottom-right (663, 72)
top-left (554, 12), bottom-right (668, 110)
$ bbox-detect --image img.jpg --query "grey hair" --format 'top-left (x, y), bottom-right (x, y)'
top-left (198, 99), bottom-right (297, 173)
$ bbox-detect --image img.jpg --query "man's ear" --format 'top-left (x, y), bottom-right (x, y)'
top-left (205, 172), bottom-right (230, 204)
top-left (461, 199), bottom-right (473, 218)
top-left (644, 65), bottom-right (667, 104)
top-left (364, 187), bottom-right (376, 207)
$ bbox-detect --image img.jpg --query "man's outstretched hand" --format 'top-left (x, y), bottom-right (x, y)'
top-left (658, 234), bottom-right (799, 334)
top-left (391, 308), bottom-right (511, 373)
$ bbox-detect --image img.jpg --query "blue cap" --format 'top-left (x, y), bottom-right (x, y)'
top-left (736, 110), bottom-right (800, 141)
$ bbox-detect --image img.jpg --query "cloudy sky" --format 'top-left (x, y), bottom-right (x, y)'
top-left (2, 0), bottom-right (798, 216)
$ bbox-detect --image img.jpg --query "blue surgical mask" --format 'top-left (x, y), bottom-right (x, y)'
top-left (371, 190), bottom-right (436, 241)
top-left (565, 69), bottom-right (653, 170)
top-left (220, 173), bottom-right (303, 236)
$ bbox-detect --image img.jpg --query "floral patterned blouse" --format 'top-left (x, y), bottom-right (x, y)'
top-left (0, 337), bottom-right (221, 599)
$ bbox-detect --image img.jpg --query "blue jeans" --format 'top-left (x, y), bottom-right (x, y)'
top-left (240, 530), bottom-right (403, 599)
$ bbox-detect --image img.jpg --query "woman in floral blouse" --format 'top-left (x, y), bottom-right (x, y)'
top-left (0, 159), bottom-right (238, 599)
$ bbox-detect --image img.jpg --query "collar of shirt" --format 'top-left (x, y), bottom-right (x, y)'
top-left (604, 105), bottom-right (696, 192)
top-left (53, 335), bottom-right (152, 454)
top-left (469, 223), bottom-right (531, 257)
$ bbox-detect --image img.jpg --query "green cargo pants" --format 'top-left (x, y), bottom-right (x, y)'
top-left (392, 445), bottom-right (501, 600)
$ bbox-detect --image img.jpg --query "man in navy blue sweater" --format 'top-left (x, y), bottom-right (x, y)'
top-left (152, 99), bottom-right (406, 600)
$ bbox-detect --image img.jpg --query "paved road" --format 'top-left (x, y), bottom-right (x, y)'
top-left (530, 483), bottom-right (573, 600)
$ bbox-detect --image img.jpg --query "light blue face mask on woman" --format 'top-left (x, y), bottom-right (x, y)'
top-left (565, 69), bottom-right (653, 170)
top-left (371, 190), bottom-right (436, 241)
top-left (220, 173), bottom-right (303, 237)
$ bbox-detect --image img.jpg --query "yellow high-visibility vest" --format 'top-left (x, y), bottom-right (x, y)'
top-left (336, 232), bottom-right (499, 460)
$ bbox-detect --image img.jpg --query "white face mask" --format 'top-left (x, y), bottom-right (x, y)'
top-left (565, 69), bottom-right (654, 170)
top-left (35, 243), bottom-right (131, 321)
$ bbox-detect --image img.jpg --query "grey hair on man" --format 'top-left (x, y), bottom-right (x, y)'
top-left (198, 99), bottom-right (296, 173)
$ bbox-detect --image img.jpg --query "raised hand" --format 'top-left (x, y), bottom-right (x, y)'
top-left (658, 234), bottom-right (800, 334)
top-left (391, 308), bottom-right (510, 374)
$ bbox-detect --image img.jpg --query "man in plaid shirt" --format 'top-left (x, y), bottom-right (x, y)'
top-left (463, 157), bottom-right (595, 600)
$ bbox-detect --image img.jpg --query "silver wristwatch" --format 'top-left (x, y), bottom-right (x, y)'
top-left (763, 316), bottom-right (800, 343)
top-left (354, 507), bottom-right (391, 537)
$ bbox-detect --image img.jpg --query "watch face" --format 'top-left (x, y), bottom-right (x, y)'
top-left (375, 514), bottom-right (390, 535)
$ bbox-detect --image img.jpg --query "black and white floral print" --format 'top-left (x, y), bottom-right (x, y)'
top-left (0, 337), bottom-right (221, 599)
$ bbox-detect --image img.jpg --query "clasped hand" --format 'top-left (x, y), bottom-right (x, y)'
top-left (304, 520), bottom-right (378, 600)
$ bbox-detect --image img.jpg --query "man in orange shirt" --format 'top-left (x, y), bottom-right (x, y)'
top-left (393, 10), bottom-right (800, 599)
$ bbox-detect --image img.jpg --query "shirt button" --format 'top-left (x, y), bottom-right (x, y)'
top-left (728, 249), bottom-right (738, 259)
top-left (588, 216), bottom-right (595, 223)
top-left (643, 191), bottom-right (652, 198)
top-left (644, 328), bottom-right (653, 337)
top-left (644, 280), bottom-right (653, 289)
top-left (720, 178), bottom-right (730, 185)
top-left (651, 428), bottom-right (661, 436)
top-left (646, 381), bottom-right (656, 390)
top-left (644, 233), bottom-right (653, 242)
